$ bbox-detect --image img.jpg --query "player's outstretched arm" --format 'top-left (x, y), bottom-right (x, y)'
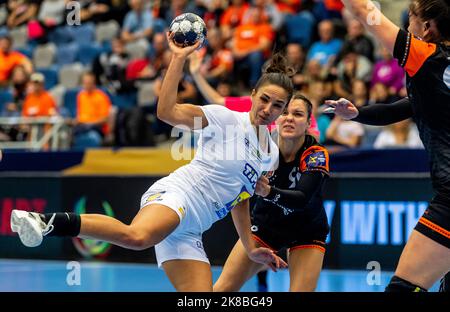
top-left (325, 97), bottom-right (413, 125)
top-left (157, 33), bottom-right (208, 130)
top-left (342, 0), bottom-right (400, 54)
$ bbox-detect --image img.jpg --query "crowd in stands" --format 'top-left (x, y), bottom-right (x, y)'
top-left (0, 0), bottom-right (424, 151)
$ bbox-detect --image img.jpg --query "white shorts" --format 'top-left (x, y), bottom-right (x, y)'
top-left (140, 184), bottom-right (210, 267)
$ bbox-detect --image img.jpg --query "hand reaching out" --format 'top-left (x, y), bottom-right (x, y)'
top-left (323, 98), bottom-right (359, 120)
top-left (248, 247), bottom-right (288, 272)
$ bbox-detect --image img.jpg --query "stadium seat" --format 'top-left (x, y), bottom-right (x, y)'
top-left (58, 63), bottom-right (83, 89)
top-left (70, 23), bottom-right (95, 46)
top-left (49, 85), bottom-right (66, 108)
top-left (95, 20), bottom-right (120, 43)
top-left (77, 43), bottom-right (103, 66)
top-left (16, 45), bottom-right (33, 59)
top-left (62, 88), bottom-right (81, 118)
top-left (0, 5), bottom-right (6, 26)
top-left (137, 82), bottom-right (156, 107)
top-left (10, 26), bottom-right (28, 49)
top-left (111, 92), bottom-right (137, 109)
top-left (125, 40), bottom-right (149, 60)
top-left (47, 25), bottom-right (73, 45)
top-left (0, 90), bottom-right (13, 113)
top-left (37, 67), bottom-right (59, 90)
top-left (284, 11), bottom-right (315, 47)
top-left (33, 43), bottom-right (56, 68)
top-left (56, 42), bottom-right (79, 66)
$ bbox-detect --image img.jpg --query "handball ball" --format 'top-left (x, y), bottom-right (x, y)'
top-left (169, 13), bottom-right (207, 48)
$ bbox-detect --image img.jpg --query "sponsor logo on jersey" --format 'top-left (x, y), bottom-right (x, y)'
top-left (306, 151), bottom-right (326, 168)
top-left (195, 241), bottom-right (204, 250)
top-left (144, 191), bottom-right (166, 203)
top-left (215, 186), bottom-right (251, 219)
top-left (243, 163), bottom-right (258, 188)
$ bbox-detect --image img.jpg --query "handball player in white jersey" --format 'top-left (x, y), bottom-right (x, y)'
top-left (10, 34), bottom-right (295, 291)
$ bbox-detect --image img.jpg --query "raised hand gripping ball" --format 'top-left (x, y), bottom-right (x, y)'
top-left (169, 13), bottom-right (207, 48)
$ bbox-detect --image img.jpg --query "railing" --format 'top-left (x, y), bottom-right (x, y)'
top-left (0, 116), bottom-right (69, 151)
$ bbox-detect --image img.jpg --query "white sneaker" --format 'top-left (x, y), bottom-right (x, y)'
top-left (10, 210), bottom-right (55, 247)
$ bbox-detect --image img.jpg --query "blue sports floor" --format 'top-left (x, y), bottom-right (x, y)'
top-left (0, 259), bottom-right (440, 292)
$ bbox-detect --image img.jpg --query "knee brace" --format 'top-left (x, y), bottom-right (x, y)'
top-left (385, 275), bottom-right (427, 292)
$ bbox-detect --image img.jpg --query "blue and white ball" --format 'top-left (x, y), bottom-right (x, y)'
top-left (169, 13), bottom-right (207, 48)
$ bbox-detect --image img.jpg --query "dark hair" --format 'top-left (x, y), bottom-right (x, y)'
top-left (411, 0), bottom-right (450, 41)
top-left (254, 53), bottom-right (295, 103)
top-left (291, 92), bottom-right (313, 121)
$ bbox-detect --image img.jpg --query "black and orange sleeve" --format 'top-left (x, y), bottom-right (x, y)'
top-left (300, 146), bottom-right (330, 175)
top-left (393, 29), bottom-right (437, 77)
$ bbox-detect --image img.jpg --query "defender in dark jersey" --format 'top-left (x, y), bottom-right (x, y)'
top-left (214, 94), bottom-right (330, 292)
top-left (331, 0), bottom-right (450, 292)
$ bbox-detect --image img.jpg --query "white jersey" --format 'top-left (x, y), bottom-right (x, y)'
top-left (148, 105), bottom-right (279, 232)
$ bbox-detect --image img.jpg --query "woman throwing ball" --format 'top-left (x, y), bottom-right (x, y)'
top-left (10, 31), bottom-right (295, 291)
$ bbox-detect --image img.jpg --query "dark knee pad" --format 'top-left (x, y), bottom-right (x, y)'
top-left (385, 275), bottom-right (427, 292)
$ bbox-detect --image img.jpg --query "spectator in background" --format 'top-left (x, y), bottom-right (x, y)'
top-left (121, 0), bottom-right (154, 44)
top-left (350, 79), bottom-right (369, 108)
top-left (231, 5), bottom-right (273, 89)
top-left (76, 0), bottom-right (112, 24)
top-left (125, 32), bottom-right (170, 81)
top-left (37, 0), bottom-right (65, 27)
top-left (307, 20), bottom-right (342, 66)
top-left (73, 72), bottom-right (112, 148)
top-left (373, 119), bottom-right (423, 149)
top-left (6, 0), bottom-right (40, 29)
top-left (335, 45), bottom-right (372, 98)
top-left (92, 37), bottom-right (132, 94)
top-left (251, 0), bottom-right (284, 31)
top-left (369, 82), bottom-right (400, 105)
top-left (21, 72), bottom-right (57, 117)
top-left (371, 46), bottom-right (405, 95)
top-left (163, 0), bottom-right (197, 27)
top-left (219, 0), bottom-right (250, 41)
top-left (324, 115), bottom-right (364, 149)
top-left (0, 34), bottom-right (33, 87)
top-left (10, 64), bottom-right (29, 107)
top-left (286, 43), bottom-right (306, 90)
top-left (202, 27), bottom-right (233, 85)
top-left (338, 19), bottom-right (375, 62)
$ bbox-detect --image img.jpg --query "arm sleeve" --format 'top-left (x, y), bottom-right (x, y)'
top-left (393, 29), bottom-right (436, 77)
top-left (352, 97), bottom-right (413, 126)
top-left (264, 171), bottom-right (326, 212)
top-left (264, 145), bottom-right (329, 212)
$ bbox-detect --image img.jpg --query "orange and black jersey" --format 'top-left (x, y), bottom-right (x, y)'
top-left (251, 135), bottom-right (330, 232)
top-left (393, 29), bottom-right (450, 193)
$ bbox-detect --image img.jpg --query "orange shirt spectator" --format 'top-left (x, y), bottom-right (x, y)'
top-left (0, 35), bottom-right (33, 85)
top-left (22, 92), bottom-right (57, 117)
top-left (210, 50), bottom-right (234, 73)
top-left (76, 89), bottom-right (112, 134)
top-left (0, 51), bottom-right (29, 82)
top-left (233, 23), bottom-right (274, 56)
top-left (220, 1), bottom-right (250, 28)
top-left (22, 73), bottom-right (57, 117)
